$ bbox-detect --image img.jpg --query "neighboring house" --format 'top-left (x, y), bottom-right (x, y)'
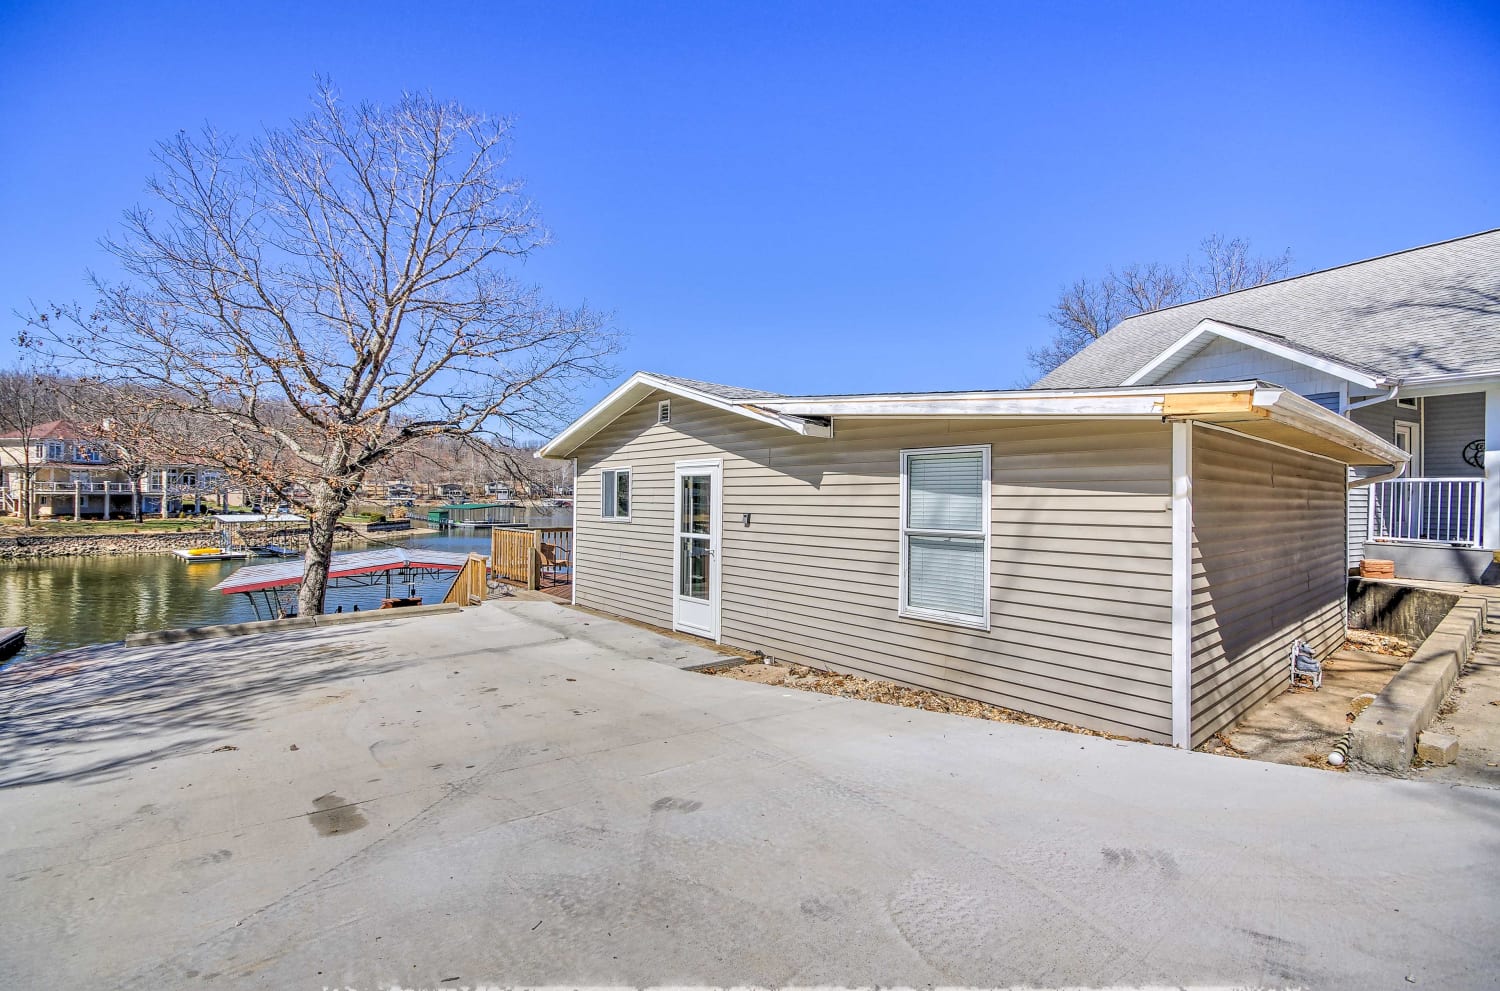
top-left (0, 419), bottom-right (128, 519)
top-left (1037, 229), bottom-right (1500, 584)
top-left (0, 419), bottom-right (205, 519)
top-left (540, 372), bottom-right (1404, 747)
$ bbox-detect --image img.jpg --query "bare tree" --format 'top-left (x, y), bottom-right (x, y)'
top-left (0, 366), bottom-right (65, 526)
top-left (29, 83), bottom-right (618, 614)
top-left (1028, 234), bottom-right (1293, 378)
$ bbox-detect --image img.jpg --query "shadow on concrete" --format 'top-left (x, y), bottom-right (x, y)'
top-left (0, 631), bottom-right (406, 790)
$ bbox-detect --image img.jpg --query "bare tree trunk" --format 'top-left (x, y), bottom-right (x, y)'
top-left (297, 480), bottom-right (353, 616)
top-left (21, 470), bottom-right (32, 528)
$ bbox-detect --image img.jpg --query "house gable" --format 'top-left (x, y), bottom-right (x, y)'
top-left (1143, 335), bottom-right (1356, 399)
top-left (1123, 320), bottom-right (1385, 395)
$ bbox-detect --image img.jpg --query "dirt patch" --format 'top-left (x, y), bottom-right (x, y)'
top-left (1343, 629), bottom-right (1415, 659)
top-left (704, 660), bottom-right (1150, 743)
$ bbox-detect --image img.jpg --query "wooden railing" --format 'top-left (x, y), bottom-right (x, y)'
top-left (490, 527), bottom-right (573, 590)
top-left (442, 553), bottom-right (491, 606)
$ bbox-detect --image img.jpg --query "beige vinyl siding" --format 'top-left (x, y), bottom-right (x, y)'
top-left (1188, 427), bottom-right (1348, 747)
top-left (574, 391), bottom-right (1176, 741)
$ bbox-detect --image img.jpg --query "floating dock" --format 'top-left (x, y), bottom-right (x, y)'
top-left (172, 548), bottom-right (253, 561)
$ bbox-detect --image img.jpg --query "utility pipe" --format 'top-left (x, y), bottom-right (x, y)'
top-left (1343, 385), bottom-right (1410, 488)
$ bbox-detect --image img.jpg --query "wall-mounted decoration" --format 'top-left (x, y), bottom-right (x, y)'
top-left (1463, 439), bottom-right (1484, 470)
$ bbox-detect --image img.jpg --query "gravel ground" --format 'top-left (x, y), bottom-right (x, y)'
top-left (704, 660), bottom-right (1151, 742)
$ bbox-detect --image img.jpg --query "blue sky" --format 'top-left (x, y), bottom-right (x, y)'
top-left (1, 1), bottom-right (1497, 404)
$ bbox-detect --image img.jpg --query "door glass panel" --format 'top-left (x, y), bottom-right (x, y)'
top-left (680, 474), bottom-right (711, 534)
top-left (679, 536), bottom-right (710, 599)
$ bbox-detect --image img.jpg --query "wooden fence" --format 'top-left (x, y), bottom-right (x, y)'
top-left (490, 527), bottom-right (573, 590)
top-left (442, 552), bottom-right (490, 606)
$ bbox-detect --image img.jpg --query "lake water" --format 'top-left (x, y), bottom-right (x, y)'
top-left (0, 530), bottom-right (496, 665)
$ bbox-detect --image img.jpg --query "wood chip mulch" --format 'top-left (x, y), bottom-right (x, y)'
top-left (705, 661), bottom-right (1150, 743)
top-left (1343, 629), bottom-right (1416, 658)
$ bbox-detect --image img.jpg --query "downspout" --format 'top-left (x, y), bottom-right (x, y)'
top-left (1343, 384), bottom-right (1409, 488)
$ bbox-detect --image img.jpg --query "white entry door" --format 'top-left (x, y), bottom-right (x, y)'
top-left (1394, 422), bottom-right (1422, 475)
top-left (672, 460), bottom-right (722, 641)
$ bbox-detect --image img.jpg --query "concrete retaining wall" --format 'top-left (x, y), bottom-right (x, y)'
top-left (1347, 579), bottom-right (1460, 642)
top-left (1349, 581), bottom-right (1489, 771)
top-left (124, 602), bottom-right (464, 647)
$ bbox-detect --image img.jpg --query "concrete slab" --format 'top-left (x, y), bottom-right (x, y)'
top-left (2, 600), bottom-right (1499, 989)
top-left (1414, 613), bottom-right (1500, 788)
top-left (1206, 647), bottom-right (1404, 768)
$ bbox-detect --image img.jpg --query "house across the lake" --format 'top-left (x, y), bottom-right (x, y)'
top-left (1038, 229), bottom-right (1500, 585)
top-left (0, 419), bottom-right (213, 520)
top-left (540, 372), bottom-right (1405, 747)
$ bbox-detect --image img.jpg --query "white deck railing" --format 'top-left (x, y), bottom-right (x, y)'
top-left (32, 481), bottom-right (135, 495)
top-left (1368, 478), bottom-right (1485, 547)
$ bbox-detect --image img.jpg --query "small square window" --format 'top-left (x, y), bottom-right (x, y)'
top-left (601, 468), bottom-right (631, 520)
top-left (1397, 397), bottom-right (1419, 409)
top-left (657, 400), bottom-right (671, 424)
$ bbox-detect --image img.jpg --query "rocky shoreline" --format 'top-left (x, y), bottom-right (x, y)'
top-left (0, 526), bottom-right (405, 561)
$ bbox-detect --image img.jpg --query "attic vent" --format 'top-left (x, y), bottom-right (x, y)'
top-left (657, 400), bottom-right (671, 424)
top-left (1397, 397), bottom-right (1419, 409)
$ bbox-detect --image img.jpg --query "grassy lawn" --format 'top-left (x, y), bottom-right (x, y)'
top-left (0, 518), bottom-right (215, 535)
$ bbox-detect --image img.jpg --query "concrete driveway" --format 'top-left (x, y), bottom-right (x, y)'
top-left (2, 601), bottom-right (1497, 989)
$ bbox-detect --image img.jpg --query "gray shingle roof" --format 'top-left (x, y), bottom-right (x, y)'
top-left (647, 372), bottom-right (786, 400)
top-left (1036, 230), bottom-right (1500, 389)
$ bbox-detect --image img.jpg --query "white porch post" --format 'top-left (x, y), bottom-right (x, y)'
top-left (73, 480), bottom-right (81, 522)
top-left (1485, 386), bottom-right (1499, 550)
top-left (1171, 421), bottom-right (1194, 748)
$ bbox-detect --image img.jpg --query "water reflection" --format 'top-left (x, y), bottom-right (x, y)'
top-left (1, 531), bottom-right (494, 663)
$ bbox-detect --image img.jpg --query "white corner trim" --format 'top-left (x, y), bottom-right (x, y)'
top-left (1124, 319), bottom-right (1386, 390)
top-left (1171, 421), bottom-right (1194, 749)
top-left (570, 457), bottom-right (578, 607)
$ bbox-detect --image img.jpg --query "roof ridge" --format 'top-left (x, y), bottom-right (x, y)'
top-left (1112, 227), bottom-right (1500, 327)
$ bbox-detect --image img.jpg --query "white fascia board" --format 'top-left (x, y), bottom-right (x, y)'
top-left (754, 380), bottom-right (1265, 418)
top-left (758, 395), bottom-right (1169, 417)
top-left (1251, 387), bottom-right (1410, 468)
top-left (1387, 372), bottom-right (1500, 398)
top-left (1123, 319), bottom-right (1386, 390)
top-left (537, 373), bottom-right (830, 459)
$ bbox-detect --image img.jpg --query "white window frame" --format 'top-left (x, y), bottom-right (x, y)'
top-left (898, 444), bottom-right (991, 631)
top-left (600, 466), bottom-right (632, 521)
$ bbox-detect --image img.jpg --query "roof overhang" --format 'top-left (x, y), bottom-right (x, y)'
top-left (211, 547), bottom-right (474, 595)
top-left (1121, 318), bottom-right (1388, 390)
top-left (755, 380), bottom-right (1408, 469)
top-left (538, 372), bottom-right (833, 460)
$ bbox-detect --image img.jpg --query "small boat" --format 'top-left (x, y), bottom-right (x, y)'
top-left (0, 627), bottom-right (25, 662)
top-left (172, 547), bottom-right (252, 561)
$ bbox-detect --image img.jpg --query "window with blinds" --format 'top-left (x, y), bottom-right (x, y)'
top-left (900, 446), bottom-right (990, 628)
top-left (601, 468), bottom-right (631, 520)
